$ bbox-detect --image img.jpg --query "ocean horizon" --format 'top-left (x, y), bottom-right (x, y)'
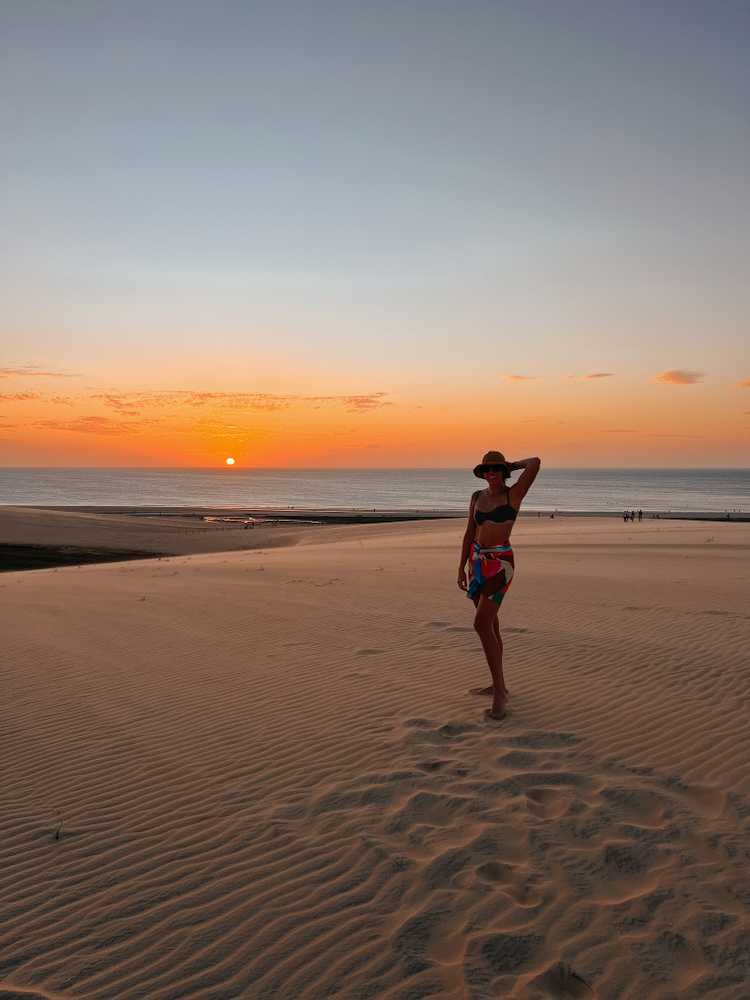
top-left (1, 467), bottom-right (748, 514)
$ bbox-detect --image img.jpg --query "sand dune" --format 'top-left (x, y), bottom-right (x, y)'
top-left (2, 517), bottom-right (749, 998)
top-left (0, 505), bottom-right (314, 559)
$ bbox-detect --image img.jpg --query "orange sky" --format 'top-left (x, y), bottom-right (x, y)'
top-left (1, 367), bottom-right (747, 467)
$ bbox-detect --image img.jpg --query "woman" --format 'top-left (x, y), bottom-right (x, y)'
top-left (457, 450), bottom-right (541, 721)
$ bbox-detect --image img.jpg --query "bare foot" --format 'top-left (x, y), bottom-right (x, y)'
top-left (470, 685), bottom-right (509, 698)
top-left (484, 706), bottom-right (507, 722)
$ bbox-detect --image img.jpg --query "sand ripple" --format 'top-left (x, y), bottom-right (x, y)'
top-left (2, 518), bottom-right (749, 997)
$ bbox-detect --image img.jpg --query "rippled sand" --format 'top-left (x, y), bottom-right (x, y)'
top-left (2, 515), bottom-right (749, 998)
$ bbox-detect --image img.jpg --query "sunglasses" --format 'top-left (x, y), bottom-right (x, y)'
top-left (483, 464), bottom-right (507, 474)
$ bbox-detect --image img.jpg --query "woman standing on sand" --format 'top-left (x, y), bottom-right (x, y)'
top-left (457, 450), bottom-right (541, 721)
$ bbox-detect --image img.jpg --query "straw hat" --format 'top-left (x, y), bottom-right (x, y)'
top-left (473, 450), bottom-right (510, 479)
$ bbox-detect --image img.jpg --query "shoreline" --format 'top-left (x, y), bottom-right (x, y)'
top-left (7, 504), bottom-right (750, 522)
top-left (2, 504), bottom-right (747, 572)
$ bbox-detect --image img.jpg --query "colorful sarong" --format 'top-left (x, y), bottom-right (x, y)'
top-left (467, 541), bottom-right (515, 605)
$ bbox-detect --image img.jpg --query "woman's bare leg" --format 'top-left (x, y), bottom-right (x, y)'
top-left (493, 617), bottom-right (509, 696)
top-left (470, 608), bottom-right (508, 697)
top-left (473, 596), bottom-right (506, 718)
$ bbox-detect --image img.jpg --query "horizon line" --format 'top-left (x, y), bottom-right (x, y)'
top-left (2, 466), bottom-right (749, 473)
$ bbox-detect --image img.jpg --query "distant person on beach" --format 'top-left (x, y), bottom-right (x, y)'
top-left (457, 450), bottom-right (541, 721)
top-left (623, 510), bottom-right (629, 522)
top-left (638, 509), bottom-right (643, 521)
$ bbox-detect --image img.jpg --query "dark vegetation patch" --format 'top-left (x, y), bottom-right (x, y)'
top-left (0, 544), bottom-right (163, 572)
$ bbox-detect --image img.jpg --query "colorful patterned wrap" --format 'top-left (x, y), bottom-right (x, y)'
top-left (467, 541), bottom-right (515, 605)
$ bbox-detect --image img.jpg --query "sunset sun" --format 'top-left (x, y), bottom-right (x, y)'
top-left (225, 457), bottom-right (235, 466)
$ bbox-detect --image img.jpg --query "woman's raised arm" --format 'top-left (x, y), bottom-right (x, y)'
top-left (509, 457), bottom-right (541, 502)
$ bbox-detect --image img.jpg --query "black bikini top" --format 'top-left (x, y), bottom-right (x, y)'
top-left (474, 489), bottom-right (517, 525)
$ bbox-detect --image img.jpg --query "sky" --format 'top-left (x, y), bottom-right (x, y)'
top-left (1, 0), bottom-right (748, 468)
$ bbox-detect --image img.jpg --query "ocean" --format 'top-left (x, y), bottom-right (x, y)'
top-left (1, 468), bottom-right (748, 514)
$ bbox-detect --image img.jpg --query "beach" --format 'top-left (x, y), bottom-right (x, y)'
top-left (2, 510), bottom-right (749, 998)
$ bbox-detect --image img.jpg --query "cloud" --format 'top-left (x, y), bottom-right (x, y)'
top-left (653, 370), bottom-right (704, 385)
top-left (90, 390), bottom-right (291, 413)
top-left (567, 372), bottom-right (614, 380)
top-left (34, 416), bottom-right (145, 436)
top-left (602, 428), bottom-right (637, 433)
top-left (90, 393), bottom-right (144, 415)
top-left (341, 393), bottom-right (392, 412)
top-left (646, 432), bottom-right (703, 438)
top-left (0, 391), bottom-right (74, 405)
top-left (92, 390), bottom-right (392, 413)
top-left (0, 366), bottom-right (79, 378)
top-left (737, 378), bottom-right (750, 389)
top-left (183, 393), bottom-right (291, 411)
top-left (504, 374), bottom-right (537, 382)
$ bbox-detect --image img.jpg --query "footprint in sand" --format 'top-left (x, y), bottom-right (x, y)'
top-left (505, 732), bottom-right (580, 749)
top-left (660, 776), bottom-right (726, 819)
top-left (531, 961), bottom-right (594, 997)
top-left (355, 648), bottom-right (385, 656)
top-left (525, 786), bottom-right (570, 820)
top-left (416, 759), bottom-right (451, 772)
top-left (464, 932), bottom-right (546, 988)
top-left (283, 715), bottom-right (750, 997)
top-left (475, 860), bottom-right (516, 883)
top-left (438, 721), bottom-right (482, 738)
top-left (599, 785), bottom-right (667, 827)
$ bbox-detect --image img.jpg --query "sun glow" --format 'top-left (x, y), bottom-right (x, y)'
top-left (225, 457), bottom-right (236, 466)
